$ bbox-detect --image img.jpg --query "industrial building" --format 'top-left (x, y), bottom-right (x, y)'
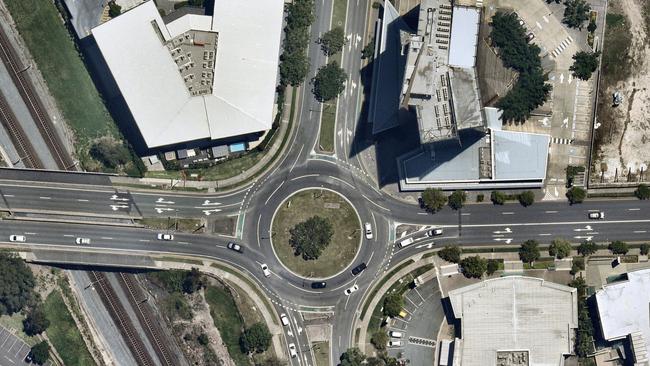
top-left (595, 269), bottom-right (650, 365)
top-left (447, 276), bottom-right (578, 366)
top-left (91, 0), bottom-right (284, 150)
top-left (369, 0), bottom-right (550, 190)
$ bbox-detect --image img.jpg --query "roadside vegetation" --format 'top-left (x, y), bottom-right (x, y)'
top-left (562, 0), bottom-right (591, 29)
top-left (570, 51), bottom-right (600, 81)
top-left (3, 0), bottom-right (144, 175)
top-left (490, 12), bottom-right (552, 123)
top-left (279, 0), bottom-right (315, 87)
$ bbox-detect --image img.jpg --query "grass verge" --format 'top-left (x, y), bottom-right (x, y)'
top-left (360, 259), bottom-right (414, 319)
top-left (137, 218), bottom-right (203, 233)
top-left (3, 0), bottom-right (125, 168)
top-left (205, 285), bottom-right (248, 366)
top-left (271, 189), bottom-right (361, 278)
top-left (313, 341), bottom-right (330, 366)
top-left (43, 291), bottom-right (94, 366)
top-left (157, 256), bottom-right (204, 265)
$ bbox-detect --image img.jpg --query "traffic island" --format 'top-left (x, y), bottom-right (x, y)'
top-left (271, 188), bottom-right (361, 278)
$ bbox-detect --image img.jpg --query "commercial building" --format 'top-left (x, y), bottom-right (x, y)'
top-left (369, 0), bottom-right (550, 190)
top-left (91, 0), bottom-right (284, 150)
top-left (448, 276), bottom-right (578, 366)
top-left (595, 269), bottom-right (650, 365)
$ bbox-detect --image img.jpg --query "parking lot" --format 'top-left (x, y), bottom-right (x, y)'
top-left (0, 325), bottom-right (49, 365)
top-left (386, 277), bottom-right (444, 366)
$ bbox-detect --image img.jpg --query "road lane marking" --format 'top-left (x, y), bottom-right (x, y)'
top-left (634, 230), bottom-right (647, 233)
top-left (63, 234), bottom-right (74, 237)
top-left (417, 212), bottom-right (428, 215)
top-left (77, 199), bottom-right (89, 202)
top-left (290, 174), bottom-right (319, 181)
top-left (545, 210), bottom-right (558, 213)
top-left (461, 213), bottom-right (471, 216)
top-left (39, 197), bottom-right (51, 200)
top-left (265, 180), bottom-right (285, 205)
top-left (328, 175), bottom-right (354, 189)
top-left (138, 239), bottom-right (150, 242)
top-left (3, 194), bottom-right (13, 197)
top-left (24, 232), bottom-right (36, 235)
top-left (629, 208), bottom-right (641, 211)
top-left (100, 237), bottom-right (113, 240)
top-left (178, 241), bottom-right (189, 245)
top-left (451, 219), bottom-right (650, 228)
top-left (289, 144), bottom-right (305, 173)
top-left (362, 194), bottom-right (389, 211)
top-left (502, 212), bottom-right (514, 215)
top-left (539, 233), bottom-right (552, 236)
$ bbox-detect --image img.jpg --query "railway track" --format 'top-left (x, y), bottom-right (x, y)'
top-left (118, 273), bottom-right (175, 366)
top-left (89, 271), bottom-right (155, 366)
top-left (0, 25), bottom-right (74, 170)
top-left (0, 90), bottom-right (42, 168)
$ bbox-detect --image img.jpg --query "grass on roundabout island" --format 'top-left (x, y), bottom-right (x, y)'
top-left (271, 189), bottom-right (361, 278)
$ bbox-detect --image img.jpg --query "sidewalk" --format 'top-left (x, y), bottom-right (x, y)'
top-left (112, 87), bottom-right (299, 193)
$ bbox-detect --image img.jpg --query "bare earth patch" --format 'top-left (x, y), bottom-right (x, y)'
top-left (594, 0), bottom-right (650, 181)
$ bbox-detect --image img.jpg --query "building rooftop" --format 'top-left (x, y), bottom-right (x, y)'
top-left (448, 6), bottom-right (479, 68)
top-left (493, 130), bottom-right (550, 180)
top-left (92, 0), bottom-right (284, 148)
top-left (596, 269), bottom-right (650, 365)
top-left (449, 276), bottom-right (578, 366)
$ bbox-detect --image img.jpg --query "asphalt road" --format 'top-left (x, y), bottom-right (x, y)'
top-left (0, 1), bottom-right (648, 365)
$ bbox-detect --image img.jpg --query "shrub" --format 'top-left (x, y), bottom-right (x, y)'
top-left (608, 241), bottom-right (628, 255)
top-left (108, 2), bottom-right (121, 18)
top-left (421, 188), bottom-right (447, 213)
top-left (486, 259), bottom-right (500, 275)
top-left (239, 323), bottom-right (272, 353)
top-left (382, 293), bottom-right (404, 317)
top-left (635, 184), bottom-right (650, 200)
top-left (370, 330), bottom-right (388, 350)
top-left (577, 240), bottom-right (597, 256)
top-left (23, 305), bottom-right (50, 336)
top-left (30, 341), bottom-right (50, 365)
top-left (448, 190), bottom-right (467, 210)
top-left (566, 186), bottom-right (586, 204)
top-left (519, 240), bottom-right (540, 264)
top-left (476, 194), bottom-right (484, 202)
top-left (460, 256), bottom-right (487, 278)
top-left (438, 245), bottom-right (461, 263)
top-left (491, 190), bottom-right (507, 205)
top-left (570, 51), bottom-right (600, 80)
top-left (571, 257), bottom-right (585, 275)
top-left (641, 243), bottom-right (650, 255)
top-left (518, 191), bottom-right (535, 207)
top-left (198, 333), bottom-right (209, 345)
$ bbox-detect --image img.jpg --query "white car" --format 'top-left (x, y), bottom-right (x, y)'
top-left (425, 228), bottom-right (443, 237)
top-left (280, 313), bottom-right (290, 326)
top-left (288, 343), bottom-right (297, 358)
top-left (157, 233), bottom-right (174, 241)
top-left (389, 331), bottom-right (403, 338)
top-left (9, 235), bottom-right (26, 242)
top-left (388, 340), bottom-right (402, 347)
top-left (75, 237), bottom-right (91, 245)
top-left (261, 263), bottom-right (271, 277)
top-left (588, 211), bottom-right (605, 220)
top-left (344, 284), bottom-right (359, 296)
top-left (364, 222), bottom-right (373, 239)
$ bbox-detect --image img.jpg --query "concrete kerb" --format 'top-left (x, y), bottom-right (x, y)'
top-left (354, 254), bottom-right (436, 352)
top-left (155, 259), bottom-right (286, 361)
top-left (269, 187), bottom-right (363, 280)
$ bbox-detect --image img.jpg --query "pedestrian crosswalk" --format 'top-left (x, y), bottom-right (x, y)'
top-left (408, 336), bottom-right (436, 348)
top-left (552, 137), bottom-right (574, 145)
top-left (551, 36), bottom-right (573, 58)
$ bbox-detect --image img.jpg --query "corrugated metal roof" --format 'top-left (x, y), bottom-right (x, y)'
top-left (448, 7), bottom-right (479, 68)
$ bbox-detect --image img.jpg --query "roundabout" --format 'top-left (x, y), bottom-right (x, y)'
top-left (270, 188), bottom-right (362, 279)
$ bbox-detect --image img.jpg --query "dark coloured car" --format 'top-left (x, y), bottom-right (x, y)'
top-left (311, 281), bottom-right (327, 289)
top-left (351, 262), bottom-right (367, 276)
top-left (227, 242), bottom-right (244, 253)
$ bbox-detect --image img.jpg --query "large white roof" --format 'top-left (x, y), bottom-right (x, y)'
top-left (92, 0), bottom-right (283, 148)
top-left (596, 269), bottom-right (650, 363)
top-left (448, 6), bottom-right (479, 69)
top-left (449, 276), bottom-right (578, 366)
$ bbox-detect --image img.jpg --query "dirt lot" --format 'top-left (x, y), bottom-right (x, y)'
top-left (593, 0), bottom-right (650, 182)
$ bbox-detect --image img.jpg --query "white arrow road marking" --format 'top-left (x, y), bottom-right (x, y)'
top-left (560, 73), bottom-right (564, 84)
top-left (156, 197), bottom-right (175, 204)
top-left (110, 205), bottom-right (129, 211)
top-left (155, 207), bottom-right (175, 213)
top-left (203, 209), bottom-right (222, 216)
top-left (574, 236), bottom-right (593, 240)
top-left (202, 200), bottom-right (221, 206)
top-left (493, 228), bottom-right (512, 234)
top-left (573, 225), bottom-right (593, 232)
top-left (494, 238), bottom-right (513, 244)
top-left (416, 243), bottom-right (434, 249)
top-left (110, 194), bottom-right (130, 201)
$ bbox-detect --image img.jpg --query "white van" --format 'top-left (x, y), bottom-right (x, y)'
top-left (398, 237), bottom-right (414, 248)
top-left (389, 331), bottom-right (403, 338)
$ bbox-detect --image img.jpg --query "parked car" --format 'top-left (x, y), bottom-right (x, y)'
top-left (9, 235), bottom-right (26, 242)
top-left (398, 237), bottom-right (414, 249)
top-left (75, 237), bottom-right (91, 245)
top-left (389, 331), bottom-right (404, 338)
top-left (388, 340), bottom-right (402, 347)
top-left (364, 222), bottom-right (373, 239)
top-left (288, 343), bottom-right (297, 358)
top-left (351, 262), bottom-right (367, 276)
top-left (311, 281), bottom-right (327, 289)
top-left (261, 263), bottom-right (271, 277)
top-left (227, 242), bottom-right (243, 253)
top-left (526, 32), bottom-right (535, 42)
top-left (425, 228), bottom-right (443, 237)
top-left (588, 211), bottom-right (605, 220)
top-left (344, 284), bottom-right (359, 296)
top-left (157, 233), bottom-right (174, 241)
top-left (280, 313), bottom-right (290, 326)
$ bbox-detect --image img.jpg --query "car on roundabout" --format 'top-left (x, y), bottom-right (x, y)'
top-left (344, 284), bottom-right (359, 296)
top-left (364, 222), bottom-right (373, 239)
top-left (311, 281), bottom-right (327, 289)
top-left (227, 242), bottom-right (243, 253)
top-left (9, 235), bottom-right (26, 242)
top-left (280, 313), bottom-right (290, 326)
top-left (157, 233), bottom-right (174, 241)
top-left (260, 263), bottom-right (271, 277)
top-left (351, 263), bottom-right (367, 276)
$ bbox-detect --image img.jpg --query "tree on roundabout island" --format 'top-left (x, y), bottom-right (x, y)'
top-left (289, 215), bottom-right (334, 260)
